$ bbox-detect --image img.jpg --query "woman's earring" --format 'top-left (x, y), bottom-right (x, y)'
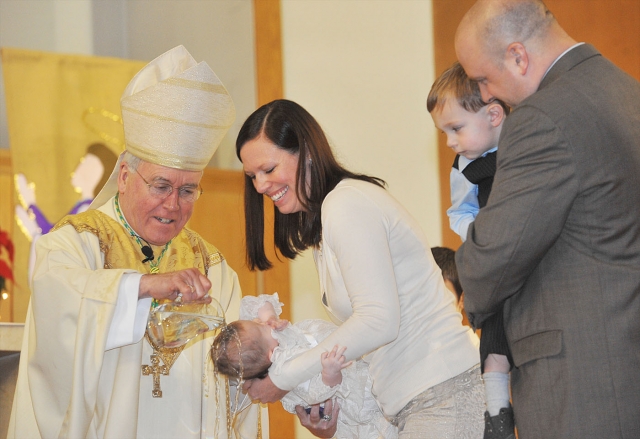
top-left (308, 158), bottom-right (313, 165)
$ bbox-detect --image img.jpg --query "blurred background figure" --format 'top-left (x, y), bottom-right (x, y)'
top-left (14, 142), bottom-right (118, 279)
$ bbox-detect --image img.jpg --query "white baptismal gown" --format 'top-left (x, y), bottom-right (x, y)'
top-left (240, 294), bottom-right (397, 439)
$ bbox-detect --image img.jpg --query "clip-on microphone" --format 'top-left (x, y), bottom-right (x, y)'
top-left (141, 245), bottom-right (155, 263)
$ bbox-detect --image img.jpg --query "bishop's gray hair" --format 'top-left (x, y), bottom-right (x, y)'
top-left (122, 150), bottom-right (142, 171)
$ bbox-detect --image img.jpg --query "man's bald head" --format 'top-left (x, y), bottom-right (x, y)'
top-left (456, 0), bottom-right (554, 64)
top-left (454, 0), bottom-right (575, 107)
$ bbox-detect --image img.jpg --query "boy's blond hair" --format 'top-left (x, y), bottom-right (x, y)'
top-left (427, 61), bottom-right (510, 115)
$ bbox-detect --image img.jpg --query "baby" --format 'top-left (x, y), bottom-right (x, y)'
top-left (211, 293), bottom-right (397, 439)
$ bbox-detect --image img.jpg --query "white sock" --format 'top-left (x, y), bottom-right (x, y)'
top-left (483, 372), bottom-right (510, 416)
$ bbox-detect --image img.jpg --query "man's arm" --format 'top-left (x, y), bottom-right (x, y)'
top-left (28, 225), bottom-right (130, 436)
top-left (456, 107), bottom-right (578, 317)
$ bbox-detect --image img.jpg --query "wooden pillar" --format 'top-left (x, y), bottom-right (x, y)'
top-left (252, 1), bottom-right (295, 437)
top-left (254, 0), bottom-right (284, 106)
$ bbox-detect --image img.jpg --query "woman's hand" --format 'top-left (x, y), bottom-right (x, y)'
top-left (242, 375), bottom-right (288, 403)
top-left (295, 399), bottom-right (339, 438)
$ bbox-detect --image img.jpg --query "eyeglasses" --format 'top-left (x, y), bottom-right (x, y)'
top-left (134, 168), bottom-right (203, 203)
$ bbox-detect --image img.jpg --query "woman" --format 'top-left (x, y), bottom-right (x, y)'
top-left (237, 99), bottom-right (483, 438)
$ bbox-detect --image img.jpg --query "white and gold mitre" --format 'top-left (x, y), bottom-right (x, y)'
top-left (120, 45), bottom-right (235, 171)
top-left (90, 45), bottom-right (235, 209)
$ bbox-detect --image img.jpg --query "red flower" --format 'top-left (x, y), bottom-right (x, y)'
top-left (0, 260), bottom-right (13, 282)
top-left (0, 228), bottom-right (14, 292)
top-left (0, 230), bottom-right (14, 263)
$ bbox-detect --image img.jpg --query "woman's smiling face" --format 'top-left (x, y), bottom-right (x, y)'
top-left (239, 134), bottom-right (305, 214)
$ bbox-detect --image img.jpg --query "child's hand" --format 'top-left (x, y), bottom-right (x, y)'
top-left (255, 317), bottom-right (289, 331)
top-left (257, 302), bottom-right (278, 322)
top-left (321, 345), bottom-right (352, 387)
top-left (269, 318), bottom-right (289, 330)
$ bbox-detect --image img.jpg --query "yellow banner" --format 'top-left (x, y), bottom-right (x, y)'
top-left (1, 47), bottom-right (145, 321)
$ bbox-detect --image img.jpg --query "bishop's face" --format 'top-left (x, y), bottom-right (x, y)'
top-left (117, 161), bottom-right (202, 246)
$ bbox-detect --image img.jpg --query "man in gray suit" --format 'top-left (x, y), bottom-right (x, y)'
top-left (454, 1), bottom-right (640, 438)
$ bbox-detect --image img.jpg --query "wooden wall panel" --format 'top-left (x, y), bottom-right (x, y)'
top-left (433, 0), bottom-right (640, 250)
top-left (548, 0), bottom-right (640, 80)
top-left (252, 0), bottom-right (296, 437)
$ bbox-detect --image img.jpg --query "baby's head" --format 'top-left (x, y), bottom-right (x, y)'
top-left (431, 246), bottom-right (463, 305)
top-left (211, 320), bottom-right (275, 380)
top-left (428, 61), bottom-right (509, 160)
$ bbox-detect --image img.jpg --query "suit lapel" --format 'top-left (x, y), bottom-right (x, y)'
top-left (538, 44), bottom-right (600, 90)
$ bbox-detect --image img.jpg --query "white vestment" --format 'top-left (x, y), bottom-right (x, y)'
top-left (8, 199), bottom-right (268, 439)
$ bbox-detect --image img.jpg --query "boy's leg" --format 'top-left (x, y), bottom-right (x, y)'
top-left (483, 355), bottom-right (514, 439)
top-left (483, 354), bottom-right (511, 416)
top-left (479, 310), bottom-right (515, 439)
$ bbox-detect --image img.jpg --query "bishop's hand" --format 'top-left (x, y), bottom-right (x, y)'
top-left (139, 268), bottom-right (212, 303)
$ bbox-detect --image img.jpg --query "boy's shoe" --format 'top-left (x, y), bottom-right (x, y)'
top-left (483, 405), bottom-right (515, 439)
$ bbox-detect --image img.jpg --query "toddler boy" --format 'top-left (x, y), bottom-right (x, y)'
top-left (428, 62), bottom-right (515, 439)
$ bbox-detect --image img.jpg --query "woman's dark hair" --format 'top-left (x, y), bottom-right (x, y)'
top-left (236, 99), bottom-right (385, 270)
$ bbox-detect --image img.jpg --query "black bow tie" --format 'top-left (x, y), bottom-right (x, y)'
top-left (460, 151), bottom-right (497, 208)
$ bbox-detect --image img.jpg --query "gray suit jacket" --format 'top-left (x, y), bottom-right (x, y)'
top-left (456, 44), bottom-right (640, 439)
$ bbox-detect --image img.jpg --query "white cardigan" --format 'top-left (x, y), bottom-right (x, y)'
top-left (269, 179), bottom-right (480, 417)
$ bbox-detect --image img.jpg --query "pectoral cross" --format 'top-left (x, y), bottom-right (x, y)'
top-left (142, 332), bottom-right (186, 398)
top-left (142, 353), bottom-right (169, 398)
